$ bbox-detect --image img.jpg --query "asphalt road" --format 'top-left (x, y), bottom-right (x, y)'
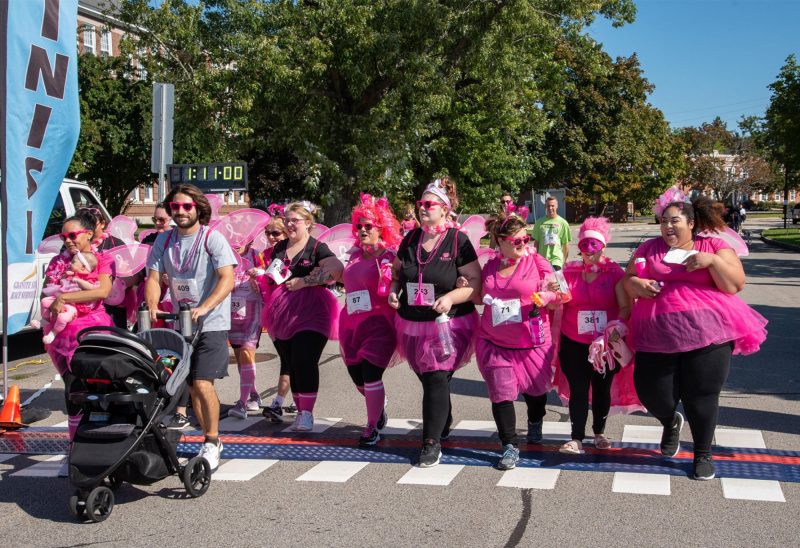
top-left (0, 217), bottom-right (798, 547)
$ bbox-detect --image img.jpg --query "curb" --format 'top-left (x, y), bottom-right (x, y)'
top-left (760, 234), bottom-right (800, 252)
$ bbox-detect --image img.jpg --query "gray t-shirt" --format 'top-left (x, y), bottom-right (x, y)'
top-left (147, 226), bottom-right (238, 332)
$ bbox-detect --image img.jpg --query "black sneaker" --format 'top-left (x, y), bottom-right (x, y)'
top-left (262, 404), bottom-right (284, 424)
top-left (693, 454), bottom-right (716, 480)
top-left (418, 439), bottom-right (441, 468)
top-left (284, 403), bottom-right (298, 414)
top-left (660, 412), bottom-right (684, 458)
top-left (377, 408), bottom-right (388, 431)
top-left (358, 426), bottom-right (381, 447)
top-left (166, 412), bottom-right (190, 430)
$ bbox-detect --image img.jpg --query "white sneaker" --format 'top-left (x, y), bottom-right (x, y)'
top-left (291, 410), bottom-right (314, 432)
top-left (246, 394), bottom-right (262, 411)
top-left (197, 441), bottom-right (222, 471)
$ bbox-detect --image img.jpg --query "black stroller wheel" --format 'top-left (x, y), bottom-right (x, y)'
top-left (68, 491), bottom-right (86, 519)
top-left (85, 486), bottom-right (114, 522)
top-left (182, 457), bottom-right (211, 497)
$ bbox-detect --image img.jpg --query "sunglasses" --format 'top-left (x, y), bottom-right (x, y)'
top-left (60, 229), bottom-right (92, 241)
top-left (169, 202), bottom-right (196, 212)
top-left (502, 235), bottom-right (531, 246)
top-left (416, 200), bottom-right (447, 209)
top-left (502, 199), bottom-right (513, 203)
top-left (152, 216), bottom-right (170, 223)
top-left (266, 230), bottom-right (284, 237)
top-left (355, 223), bottom-right (379, 231)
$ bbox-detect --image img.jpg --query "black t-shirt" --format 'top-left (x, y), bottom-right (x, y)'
top-left (141, 232), bottom-right (159, 245)
top-left (271, 236), bottom-right (335, 280)
top-left (396, 228), bottom-right (477, 321)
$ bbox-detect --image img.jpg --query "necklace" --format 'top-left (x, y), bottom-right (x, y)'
top-left (495, 256), bottom-right (522, 292)
top-left (171, 227), bottom-right (205, 274)
top-left (413, 229), bottom-right (447, 305)
top-left (671, 238), bottom-right (694, 251)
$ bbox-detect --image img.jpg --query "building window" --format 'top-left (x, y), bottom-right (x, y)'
top-left (144, 185), bottom-right (154, 203)
top-left (130, 187), bottom-right (140, 203)
top-left (791, 190), bottom-right (796, 201)
top-left (82, 25), bottom-right (96, 55)
top-left (100, 30), bottom-right (112, 56)
top-left (760, 192), bottom-right (768, 202)
top-left (136, 47), bottom-right (148, 80)
top-left (238, 192), bottom-right (247, 205)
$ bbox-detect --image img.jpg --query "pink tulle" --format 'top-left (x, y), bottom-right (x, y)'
top-left (395, 312), bottom-right (478, 374)
top-left (229, 301), bottom-right (263, 349)
top-left (265, 284), bottom-right (341, 341)
top-left (46, 307), bottom-right (113, 374)
top-left (476, 338), bottom-right (554, 403)
top-left (339, 307), bottom-right (397, 368)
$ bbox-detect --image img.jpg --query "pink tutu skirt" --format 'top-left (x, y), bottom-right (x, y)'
top-left (395, 311), bottom-right (478, 375)
top-left (229, 300), bottom-right (262, 349)
top-left (46, 307), bottom-right (113, 376)
top-left (631, 282), bottom-right (767, 355)
top-left (476, 338), bottom-right (554, 403)
top-left (266, 284), bottom-right (340, 341)
top-left (339, 307), bottom-right (398, 368)
top-left (553, 358), bottom-right (645, 416)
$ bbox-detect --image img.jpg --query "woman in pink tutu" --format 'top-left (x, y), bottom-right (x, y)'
top-left (339, 194), bottom-right (402, 446)
top-left (624, 188), bottom-right (767, 481)
top-left (555, 216), bottom-right (642, 455)
top-left (477, 212), bottom-right (556, 470)
top-left (263, 201), bottom-right (343, 431)
top-left (388, 177), bottom-right (481, 467)
top-left (42, 212), bottom-right (114, 442)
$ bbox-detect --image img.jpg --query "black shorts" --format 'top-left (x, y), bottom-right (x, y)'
top-left (189, 330), bottom-right (230, 384)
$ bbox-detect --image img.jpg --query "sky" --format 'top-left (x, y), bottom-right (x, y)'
top-left (588, 0), bottom-right (800, 131)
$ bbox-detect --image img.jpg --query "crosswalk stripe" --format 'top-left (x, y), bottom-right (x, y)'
top-left (622, 424), bottom-right (662, 444)
top-left (214, 458), bottom-right (279, 481)
top-left (497, 468), bottom-right (560, 489)
top-left (296, 461), bottom-right (369, 483)
top-left (281, 417), bottom-right (342, 434)
top-left (714, 428), bottom-right (766, 449)
top-left (218, 416), bottom-right (264, 432)
top-left (612, 472), bottom-right (671, 495)
top-left (450, 420), bottom-right (496, 438)
top-left (381, 418), bottom-right (422, 436)
top-left (542, 421), bottom-right (572, 440)
top-left (721, 478), bottom-right (785, 502)
top-left (397, 464), bottom-right (464, 486)
top-left (10, 454), bottom-right (65, 478)
top-left (0, 453), bottom-right (17, 465)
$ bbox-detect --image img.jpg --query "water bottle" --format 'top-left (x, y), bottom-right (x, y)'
top-left (529, 306), bottom-right (545, 346)
top-left (634, 257), bottom-right (648, 278)
top-left (436, 313), bottom-right (455, 358)
top-left (137, 302), bottom-right (151, 332)
top-left (377, 260), bottom-right (392, 297)
top-left (179, 303), bottom-right (194, 338)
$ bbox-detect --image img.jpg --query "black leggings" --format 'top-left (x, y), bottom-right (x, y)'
top-left (346, 360), bottom-right (385, 387)
top-left (634, 341), bottom-right (733, 455)
top-left (416, 370), bottom-right (454, 442)
top-left (273, 331), bottom-right (328, 394)
top-left (559, 335), bottom-right (616, 440)
top-left (491, 394), bottom-right (548, 446)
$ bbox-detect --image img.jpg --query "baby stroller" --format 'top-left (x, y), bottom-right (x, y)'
top-left (66, 312), bottom-right (209, 522)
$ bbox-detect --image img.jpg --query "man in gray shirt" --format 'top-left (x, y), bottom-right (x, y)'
top-left (145, 184), bottom-right (237, 471)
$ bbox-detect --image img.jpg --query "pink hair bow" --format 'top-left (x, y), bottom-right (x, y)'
top-left (654, 186), bottom-right (690, 218)
top-left (267, 204), bottom-right (285, 218)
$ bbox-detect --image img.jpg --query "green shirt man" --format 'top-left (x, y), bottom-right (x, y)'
top-left (532, 197), bottom-right (571, 269)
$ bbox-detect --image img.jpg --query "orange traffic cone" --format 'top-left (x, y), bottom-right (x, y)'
top-left (0, 385), bottom-right (26, 429)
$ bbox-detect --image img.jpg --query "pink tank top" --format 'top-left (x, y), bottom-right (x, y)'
top-left (342, 248), bottom-right (394, 314)
top-left (560, 259), bottom-right (624, 344)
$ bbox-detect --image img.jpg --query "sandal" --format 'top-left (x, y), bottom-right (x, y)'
top-left (594, 434), bottom-right (612, 450)
top-left (559, 439), bottom-right (583, 454)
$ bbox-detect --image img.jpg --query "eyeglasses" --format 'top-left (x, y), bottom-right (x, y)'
top-left (169, 202), bottom-right (196, 212)
top-left (266, 230), bottom-right (284, 237)
top-left (59, 229), bottom-right (92, 241)
top-left (502, 235), bottom-right (531, 246)
top-left (416, 200), bottom-right (447, 209)
top-left (152, 216), bottom-right (170, 223)
top-left (285, 217), bottom-right (305, 225)
top-left (355, 223), bottom-right (379, 231)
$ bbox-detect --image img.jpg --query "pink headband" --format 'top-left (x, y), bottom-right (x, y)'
top-left (579, 229), bottom-right (607, 246)
top-left (423, 179), bottom-right (451, 208)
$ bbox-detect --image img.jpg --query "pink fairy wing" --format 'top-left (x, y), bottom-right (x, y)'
top-left (317, 223), bottom-right (352, 243)
top-left (323, 239), bottom-right (357, 263)
top-left (251, 231), bottom-right (270, 252)
top-left (460, 215), bottom-right (487, 249)
top-left (137, 229), bottom-right (156, 242)
top-left (38, 234), bottom-right (65, 254)
top-left (309, 223), bottom-right (329, 239)
top-left (106, 243), bottom-right (151, 277)
top-left (699, 227), bottom-right (749, 257)
top-left (210, 208), bottom-right (271, 248)
top-left (206, 193), bottom-right (224, 221)
top-left (477, 248), bottom-right (495, 268)
top-left (107, 215), bottom-right (138, 244)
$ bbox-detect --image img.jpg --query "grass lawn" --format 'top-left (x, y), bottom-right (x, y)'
top-left (763, 228), bottom-right (800, 246)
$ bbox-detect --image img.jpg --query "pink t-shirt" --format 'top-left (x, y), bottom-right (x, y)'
top-left (479, 253), bottom-right (553, 348)
top-left (561, 259), bottom-right (624, 344)
top-left (342, 248), bottom-right (395, 315)
top-left (633, 236), bottom-right (730, 290)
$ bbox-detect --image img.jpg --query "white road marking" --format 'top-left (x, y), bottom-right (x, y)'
top-left (281, 417), bottom-right (341, 434)
top-left (622, 425), bottom-right (663, 444)
top-left (397, 464), bottom-right (464, 486)
top-left (218, 416), bottom-right (264, 432)
top-left (541, 421), bottom-right (572, 440)
top-left (449, 420), bottom-right (496, 438)
top-left (497, 468), bottom-right (560, 489)
top-left (10, 454), bottom-right (66, 478)
top-left (296, 461), bottom-right (369, 483)
top-left (714, 428), bottom-right (766, 449)
top-left (381, 418), bottom-right (422, 436)
top-left (612, 472), bottom-right (671, 495)
top-left (721, 478), bottom-right (785, 502)
top-left (214, 458), bottom-right (278, 481)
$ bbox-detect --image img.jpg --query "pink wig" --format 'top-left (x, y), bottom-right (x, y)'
top-left (578, 216), bottom-right (611, 245)
top-left (351, 193), bottom-right (403, 250)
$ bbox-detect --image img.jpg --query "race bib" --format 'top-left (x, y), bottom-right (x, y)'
top-left (231, 286), bottom-right (251, 317)
top-left (406, 282), bottom-right (435, 306)
top-left (578, 310), bottom-right (608, 335)
top-left (266, 258), bottom-right (291, 285)
top-left (346, 290), bottom-right (372, 315)
top-left (171, 278), bottom-right (200, 304)
top-left (491, 298), bottom-right (522, 327)
top-left (544, 230), bottom-right (558, 246)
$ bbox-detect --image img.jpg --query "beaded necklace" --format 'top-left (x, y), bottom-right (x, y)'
top-left (170, 227), bottom-right (205, 274)
top-left (413, 228), bottom-right (448, 305)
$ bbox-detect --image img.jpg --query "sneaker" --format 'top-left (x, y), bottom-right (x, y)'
top-left (527, 420), bottom-right (543, 443)
top-left (262, 402), bottom-right (284, 423)
top-left (246, 394), bottom-right (262, 411)
top-left (693, 454), bottom-right (716, 480)
top-left (496, 444), bottom-right (520, 470)
top-left (660, 412), bottom-right (684, 458)
top-left (166, 412), bottom-right (190, 430)
top-left (285, 403), bottom-right (298, 414)
top-left (291, 410), bottom-right (314, 432)
top-left (228, 401), bottom-right (248, 420)
top-left (358, 426), bottom-right (381, 447)
top-left (197, 440), bottom-right (223, 472)
top-left (418, 439), bottom-right (441, 468)
top-left (377, 408), bottom-right (388, 431)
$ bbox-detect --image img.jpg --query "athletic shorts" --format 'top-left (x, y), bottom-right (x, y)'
top-left (189, 330), bottom-right (230, 383)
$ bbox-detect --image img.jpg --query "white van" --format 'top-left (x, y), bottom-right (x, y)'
top-left (1, 179), bottom-right (111, 333)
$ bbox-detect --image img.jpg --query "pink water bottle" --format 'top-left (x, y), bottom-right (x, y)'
top-left (529, 306), bottom-right (545, 346)
top-left (634, 257), bottom-right (648, 278)
top-left (377, 260), bottom-right (392, 297)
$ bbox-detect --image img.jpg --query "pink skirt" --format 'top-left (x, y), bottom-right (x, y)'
top-left (229, 300), bottom-right (263, 349)
top-left (631, 283), bottom-right (767, 355)
top-left (338, 307), bottom-right (397, 368)
top-left (395, 311), bottom-right (478, 375)
top-left (476, 337), bottom-right (554, 403)
top-left (46, 307), bottom-right (113, 376)
top-left (266, 284), bottom-right (341, 341)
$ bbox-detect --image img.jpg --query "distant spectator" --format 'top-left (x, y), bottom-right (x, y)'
top-left (501, 192), bottom-right (514, 214)
top-left (532, 196), bottom-right (571, 270)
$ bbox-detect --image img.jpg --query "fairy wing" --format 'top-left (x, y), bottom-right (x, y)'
top-left (317, 223), bottom-right (353, 243)
top-left (323, 238), bottom-right (357, 263)
top-left (206, 193), bottom-right (224, 222)
top-left (459, 215), bottom-right (487, 249)
top-left (137, 229), bottom-right (156, 243)
top-left (309, 223), bottom-right (329, 239)
top-left (476, 248), bottom-right (496, 268)
top-left (38, 234), bottom-right (65, 254)
top-left (699, 227), bottom-right (749, 257)
top-left (106, 243), bottom-right (151, 277)
top-left (210, 208), bottom-right (271, 248)
top-left (107, 215), bottom-right (138, 244)
top-left (251, 231), bottom-right (270, 252)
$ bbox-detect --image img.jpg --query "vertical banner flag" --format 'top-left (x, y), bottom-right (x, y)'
top-left (1, 0), bottom-right (80, 334)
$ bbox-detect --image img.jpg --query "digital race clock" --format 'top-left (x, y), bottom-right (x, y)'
top-left (167, 162), bottom-right (248, 192)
